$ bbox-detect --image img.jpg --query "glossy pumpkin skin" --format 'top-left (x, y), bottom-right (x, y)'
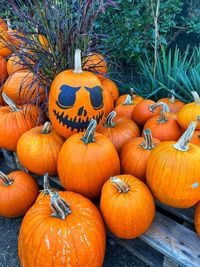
top-left (97, 113), bottom-right (140, 153)
top-left (143, 112), bottom-right (182, 141)
top-left (7, 54), bottom-right (27, 75)
top-left (190, 130), bottom-right (200, 147)
top-left (120, 136), bottom-right (160, 182)
top-left (0, 171), bottom-right (38, 218)
top-left (3, 71), bottom-right (45, 105)
top-left (101, 78), bottom-right (119, 102)
top-left (194, 202), bottom-right (200, 235)
top-left (58, 132), bottom-right (120, 199)
top-left (18, 191), bottom-right (106, 267)
top-left (103, 87), bottom-right (114, 116)
top-left (132, 99), bottom-right (161, 126)
top-left (17, 124), bottom-right (65, 176)
top-left (49, 70), bottom-right (105, 138)
top-left (146, 142), bottom-right (200, 208)
top-left (177, 102), bottom-right (200, 130)
top-left (0, 56), bottom-right (7, 83)
top-left (157, 97), bottom-right (185, 113)
top-left (100, 175), bottom-right (155, 239)
top-left (0, 104), bottom-right (42, 151)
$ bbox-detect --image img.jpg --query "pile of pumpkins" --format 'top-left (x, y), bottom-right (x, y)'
top-left (0, 18), bottom-right (200, 267)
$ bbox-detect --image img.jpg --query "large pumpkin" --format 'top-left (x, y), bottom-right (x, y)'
top-left (19, 191), bottom-right (106, 267)
top-left (0, 170), bottom-right (38, 218)
top-left (100, 175), bottom-right (155, 239)
top-left (194, 202), bottom-right (200, 235)
top-left (58, 119), bottom-right (121, 198)
top-left (17, 122), bottom-right (64, 176)
top-left (48, 49), bottom-right (105, 138)
top-left (0, 56), bottom-right (7, 83)
top-left (146, 121), bottom-right (200, 208)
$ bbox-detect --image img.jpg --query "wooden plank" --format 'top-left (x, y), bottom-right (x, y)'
top-left (140, 212), bottom-right (200, 267)
top-left (156, 200), bottom-right (194, 225)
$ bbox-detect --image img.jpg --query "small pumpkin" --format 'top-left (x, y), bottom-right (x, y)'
top-left (84, 53), bottom-right (108, 79)
top-left (115, 88), bottom-right (143, 106)
top-left (0, 170), bottom-right (38, 218)
top-left (49, 49), bottom-right (105, 138)
top-left (120, 129), bottom-right (160, 182)
top-left (114, 95), bottom-right (141, 119)
top-left (146, 121), bottom-right (200, 208)
top-left (194, 202), bottom-right (200, 235)
top-left (19, 191), bottom-right (106, 267)
top-left (158, 90), bottom-right (185, 113)
top-left (58, 119), bottom-right (121, 198)
top-left (97, 111), bottom-right (140, 153)
top-left (101, 78), bottom-right (119, 102)
top-left (100, 175), bottom-right (155, 239)
top-left (143, 104), bottom-right (182, 141)
top-left (17, 122), bottom-right (64, 176)
top-left (0, 55), bottom-right (7, 83)
top-left (3, 71), bottom-right (45, 105)
top-left (0, 93), bottom-right (43, 151)
top-left (178, 91), bottom-right (200, 130)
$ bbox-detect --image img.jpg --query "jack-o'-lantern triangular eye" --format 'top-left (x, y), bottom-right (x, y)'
top-left (85, 86), bottom-right (104, 110)
top-left (56, 85), bottom-right (81, 109)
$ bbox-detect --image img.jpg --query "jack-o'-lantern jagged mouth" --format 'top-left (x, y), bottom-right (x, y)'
top-left (53, 110), bottom-right (104, 132)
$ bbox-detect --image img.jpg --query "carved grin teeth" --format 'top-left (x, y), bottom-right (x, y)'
top-left (53, 110), bottom-right (104, 132)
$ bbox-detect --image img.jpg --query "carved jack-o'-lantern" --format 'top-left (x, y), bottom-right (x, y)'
top-left (48, 49), bottom-right (105, 138)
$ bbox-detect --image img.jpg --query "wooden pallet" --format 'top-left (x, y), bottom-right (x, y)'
top-left (1, 149), bottom-right (200, 267)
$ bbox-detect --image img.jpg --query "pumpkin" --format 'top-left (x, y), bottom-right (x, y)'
top-left (190, 130), bottom-right (200, 147)
top-left (58, 119), bottom-right (120, 198)
top-left (17, 121), bottom-right (64, 176)
top-left (120, 129), bottom-right (160, 182)
top-left (103, 86), bottom-right (114, 116)
top-left (0, 170), bottom-right (38, 218)
top-left (178, 91), bottom-right (200, 130)
top-left (101, 78), bottom-right (119, 102)
top-left (3, 71), bottom-right (45, 105)
top-left (97, 111), bottom-right (140, 153)
top-left (7, 54), bottom-right (27, 75)
top-left (48, 49), bottom-right (105, 138)
top-left (132, 100), bottom-right (163, 126)
top-left (0, 93), bottom-right (43, 151)
top-left (158, 90), bottom-right (185, 113)
top-left (115, 88), bottom-right (143, 106)
top-left (0, 33), bottom-right (12, 58)
top-left (84, 53), bottom-right (108, 78)
top-left (0, 18), bottom-right (8, 32)
top-left (146, 121), bottom-right (200, 208)
top-left (19, 191), bottom-right (106, 267)
top-left (114, 95), bottom-right (142, 119)
top-left (0, 94), bottom-right (3, 106)
top-left (194, 202), bottom-right (200, 235)
top-left (6, 29), bottom-right (24, 48)
top-left (100, 175), bottom-right (155, 239)
top-left (143, 105), bottom-right (182, 141)
top-left (0, 56), bottom-right (7, 83)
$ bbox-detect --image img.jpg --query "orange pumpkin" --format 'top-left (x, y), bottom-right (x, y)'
top-left (101, 78), bottom-right (119, 102)
top-left (84, 53), bottom-right (108, 76)
top-left (6, 29), bottom-right (24, 48)
top-left (103, 87), bottom-right (114, 116)
top-left (7, 54), bottom-right (27, 75)
top-left (0, 56), bottom-right (7, 83)
top-left (97, 111), bottom-right (140, 153)
top-left (0, 170), bottom-right (38, 218)
top-left (143, 108), bottom-right (182, 141)
top-left (178, 91), bottom-right (200, 130)
top-left (17, 122), bottom-right (64, 176)
top-left (115, 88), bottom-right (143, 106)
top-left (19, 191), bottom-right (106, 267)
top-left (146, 121), bottom-right (200, 208)
top-left (0, 18), bottom-right (8, 32)
top-left (3, 71), bottom-right (45, 105)
top-left (58, 119), bottom-right (121, 198)
top-left (195, 202), bottom-right (200, 235)
top-left (158, 90), bottom-right (185, 113)
top-left (0, 33), bottom-right (12, 58)
top-left (0, 93), bottom-right (42, 151)
top-left (49, 49), bottom-right (105, 138)
top-left (120, 129), bottom-right (160, 182)
top-left (190, 130), bottom-right (200, 147)
top-left (100, 175), bottom-right (155, 239)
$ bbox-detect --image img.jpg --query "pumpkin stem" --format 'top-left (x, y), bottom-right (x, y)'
top-left (73, 49), bottom-right (83, 74)
top-left (104, 111), bottom-right (116, 128)
top-left (129, 88), bottom-right (134, 100)
top-left (40, 173), bottom-right (51, 195)
top-left (157, 110), bottom-right (168, 124)
top-left (0, 171), bottom-right (13, 186)
top-left (81, 119), bottom-right (97, 144)
top-left (140, 129), bottom-right (156, 150)
top-left (191, 91), bottom-right (200, 105)
top-left (2, 93), bottom-right (19, 112)
top-left (123, 95), bottom-right (133, 106)
top-left (149, 102), bottom-right (170, 113)
top-left (169, 90), bottom-right (175, 103)
top-left (110, 177), bottom-right (129, 193)
top-left (173, 121), bottom-right (197, 151)
top-left (41, 122), bottom-right (51, 134)
top-left (50, 192), bottom-right (71, 220)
